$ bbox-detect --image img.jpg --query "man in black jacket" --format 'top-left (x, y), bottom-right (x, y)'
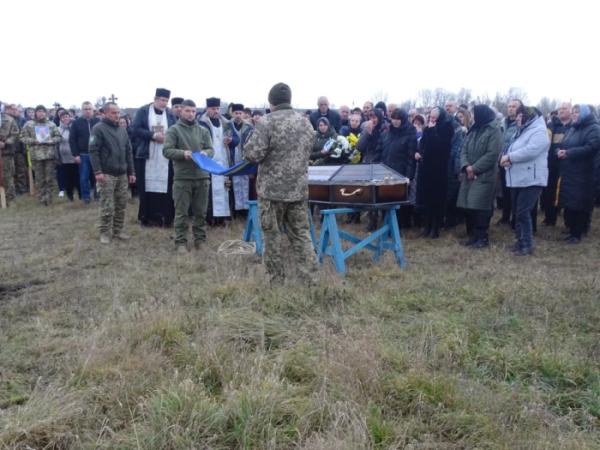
top-left (89, 102), bottom-right (136, 244)
top-left (309, 96), bottom-right (341, 132)
top-left (69, 101), bottom-right (99, 203)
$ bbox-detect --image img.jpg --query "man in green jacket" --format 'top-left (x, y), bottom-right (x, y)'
top-left (163, 100), bottom-right (214, 252)
top-left (89, 102), bottom-right (136, 244)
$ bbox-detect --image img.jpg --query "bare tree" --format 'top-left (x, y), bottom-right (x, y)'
top-left (372, 91), bottom-right (389, 104)
top-left (417, 89), bottom-right (434, 107)
top-left (399, 99), bottom-right (416, 111)
top-left (456, 88), bottom-right (472, 106)
top-left (537, 97), bottom-right (560, 116)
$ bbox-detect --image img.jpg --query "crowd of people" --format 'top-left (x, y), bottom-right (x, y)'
top-left (306, 96), bottom-right (600, 254)
top-left (1, 88), bottom-right (599, 260)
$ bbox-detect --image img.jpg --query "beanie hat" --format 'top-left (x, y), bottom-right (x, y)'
top-left (268, 83), bottom-right (292, 106)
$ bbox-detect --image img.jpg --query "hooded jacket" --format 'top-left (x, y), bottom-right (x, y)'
top-left (457, 105), bottom-right (503, 210)
top-left (505, 115), bottom-right (550, 188)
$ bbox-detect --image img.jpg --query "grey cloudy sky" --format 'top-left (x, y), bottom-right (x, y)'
top-left (4, 0), bottom-right (598, 109)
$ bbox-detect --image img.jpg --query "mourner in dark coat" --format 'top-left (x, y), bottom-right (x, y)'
top-left (557, 104), bottom-right (600, 242)
top-left (377, 108), bottom-right (417, 179)
top-left (415, 106), bottom-right (454, 238)
top-left (357, 108), bottom-right (387, 164)
top-left (376, 108), bottom-right (417, 228)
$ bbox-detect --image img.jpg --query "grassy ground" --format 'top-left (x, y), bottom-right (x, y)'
top-left (0, 195), bottom-right (598, 449)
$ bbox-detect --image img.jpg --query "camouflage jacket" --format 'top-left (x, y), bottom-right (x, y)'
top-left (243, 104), bottom-right (315, 202)
top-left (0, 113), bottom-right (19, 157)
top-left (20, 119), bottom-right (62, 161)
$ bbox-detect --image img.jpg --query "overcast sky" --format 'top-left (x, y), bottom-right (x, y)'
top-left (3, 0), bottom-right (598, 109)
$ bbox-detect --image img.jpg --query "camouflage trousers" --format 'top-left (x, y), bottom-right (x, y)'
top-left (258, 198), bottom-right (318, 285)
top-left (97, 174), bottom-right (129, 236)
top-left (1, 156), bottom-right (16, 202)
top-left (173, 178), bottom-right (210, 245)
top-left (14, 151), bottom-right (28, 194)
top-left (31, 159), bottom-right (56, 205)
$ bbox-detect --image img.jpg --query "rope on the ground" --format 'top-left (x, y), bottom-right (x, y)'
top-left (217, 240), bottom-right (256, 256)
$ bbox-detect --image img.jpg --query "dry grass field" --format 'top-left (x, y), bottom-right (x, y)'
top-left (0, 195), bottom-right (599, 449)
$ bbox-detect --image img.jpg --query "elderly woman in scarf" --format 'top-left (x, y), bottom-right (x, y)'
top-left (457, 105), bottom-right (503, 248)
top-left (500, 106), bottom-right (550, 255)
top-left (555, 104), bottom-right (600, 243)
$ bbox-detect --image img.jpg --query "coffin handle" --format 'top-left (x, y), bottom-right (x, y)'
top-left (340, 187), bottom-right (363, 197)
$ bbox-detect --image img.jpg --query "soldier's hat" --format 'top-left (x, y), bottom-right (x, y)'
top-left (268, 83), bottom-right (291, 106)
top-left (35, 104), bottom-right (47, 112)
top-left (206, 97), bottom-right (221, 108)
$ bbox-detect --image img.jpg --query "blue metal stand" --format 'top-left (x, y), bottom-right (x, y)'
top-left (317, 205), bottom-right (405, 275)
top-left (243, 200), bottom-right (264, 255)
top-left (243, 200), bottom-right (317, 256)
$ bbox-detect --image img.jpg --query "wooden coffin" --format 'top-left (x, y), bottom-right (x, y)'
top-left (308, 164), bottom-right (409, 206)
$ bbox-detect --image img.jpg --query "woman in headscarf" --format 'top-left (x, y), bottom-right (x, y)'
top-left (500, 106), bottom-right (550, 255)
top-left (556, 104), bottom-right (600, 243)
top-left (357, 108), bottom-right (388, 231)
top-left (310, 117), bottom-right (337, 164)
top-left (377, 108), bottom-right (418, 228)
top-left (457, 105), bottom-right (503, 248)
top-left (415, 106), bottom-right (454, 238)
top-left (357, 107), bottom-right (387, 163)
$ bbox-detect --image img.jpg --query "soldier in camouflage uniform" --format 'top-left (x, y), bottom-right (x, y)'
top-left (5, 104), bottom-right (28, 195)
top-left (243, 83), bottom-right (319, 285)
top-left (163, 99), bottom-right (214, 252)
top-left (89, 102), bottom-right (136, 244)
top-left (0, 109), bottom-right (19, 203)
top-left (19, 105), bottom-right (62, 205)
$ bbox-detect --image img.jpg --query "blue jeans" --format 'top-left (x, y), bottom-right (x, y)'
top-left (511, 186), bottom-right (542, 250)
top-left (79, 154), bottom-right (96, 201)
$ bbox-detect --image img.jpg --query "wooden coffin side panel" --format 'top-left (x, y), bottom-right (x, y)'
top-left (331, 185), bottom-right (374, 203)
top-left (309, 184), bottom-right (330, 202)
top-left (376, 183), bottom-right (408, 203)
